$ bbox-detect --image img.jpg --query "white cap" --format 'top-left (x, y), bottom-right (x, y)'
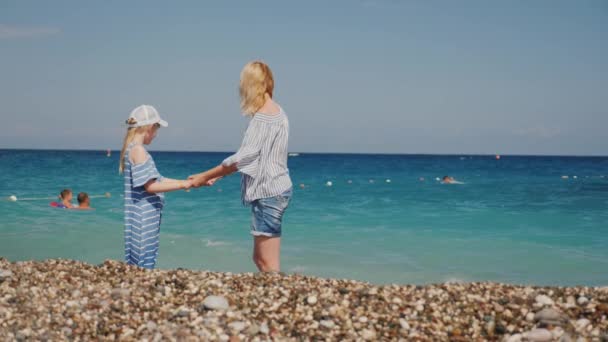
top-left (126, 105), bottom-right (168, 128)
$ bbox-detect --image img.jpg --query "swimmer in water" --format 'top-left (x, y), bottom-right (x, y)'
top-left (58, 189), bottom-right (75, 208)
top-left (441, 176), bottom-right (457, 184)
top-left (76, 192), bottom-right (93, 210)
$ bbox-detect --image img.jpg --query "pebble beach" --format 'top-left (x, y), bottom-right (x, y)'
top-left (1, 258), bottom-right (607, 341)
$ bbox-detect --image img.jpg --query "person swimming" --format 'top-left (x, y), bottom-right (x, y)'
top-left (76, 192), bottom-right (93, 210)
top-left (55, 189), bottom-right (75, 208)
top-left (442, 176), bottom-right (455, 184)
top-left (441, 176), bottom-right (464, 184)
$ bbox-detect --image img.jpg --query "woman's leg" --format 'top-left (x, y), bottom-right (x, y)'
top-left (252, 236), bottom-right (281, 272)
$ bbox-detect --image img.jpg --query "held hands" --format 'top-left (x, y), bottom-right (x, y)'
top-left (188, 173), bottom-right (222, 188)
top-left (180, 179), bottom-right (193, 190)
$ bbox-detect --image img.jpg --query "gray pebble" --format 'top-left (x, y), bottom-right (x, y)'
top-left (111, 288), bottom-right (130, 300)
top-left (525, 328), bottom-right (552, 342)
top-left (534, 308), bottom-right (567, 326)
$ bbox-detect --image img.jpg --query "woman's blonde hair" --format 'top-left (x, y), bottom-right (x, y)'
top-left (239, 61), bottom-right (274, 115)
top-left (118, 119), bottom-right (158, 174)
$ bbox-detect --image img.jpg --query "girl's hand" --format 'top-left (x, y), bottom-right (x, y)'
top-left (181, 180), bottom-right (193, 190)
top-left (206, 176), bottom-right (223, 186)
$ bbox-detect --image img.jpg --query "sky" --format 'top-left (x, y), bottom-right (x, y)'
top-left (0, 0), bottom-right (606, 155)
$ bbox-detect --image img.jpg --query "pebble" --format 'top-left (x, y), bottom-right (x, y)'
top-left (534, 308), bottom-right (567, 326)
top-left (306, 295), bottom-right (317, 305)
top-left (399, 318), bottom-right (410, 330)
top-left (577, 296), bottom-right (589, 306)
top-left (361, 329), bottom-right (376, 340)
top-left (146, 321), bottom-right (157, 331)
top-left (246, 324), bottom-right (259, 335)
top-left (526, 312), bottom-right (535, 321)
top-left (506, 333), bottom-right (523, 342)
top-left (202, 296), bottom-right (229, 310)
top-left (111, 288), bottom-right (130, 299)
top-left (259, 323), bottom-right (269, 335)
top-left (486, 320), bottom-right (496, 337)
top-left (358, 316), bottom-right (368, 323)
top-left (0, 269), bottom-right (12, 282)
top-left (228, 321), bottom-right (246, 333)
top-left (524, 328), bottom-right (553, 342)
top-left (320, 320), bottom-right (335, 329)
top-left (535, 295), bottom-right (554, 306)
top-left (575, 318), bottom-right (591, 331)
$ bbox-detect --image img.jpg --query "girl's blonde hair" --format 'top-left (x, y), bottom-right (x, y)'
top-left (239, 61), bottom-right (274, 115)
top-left (118, 120), bottom-right (158, 174)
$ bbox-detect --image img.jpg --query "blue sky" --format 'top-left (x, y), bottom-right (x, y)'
top-left (0, 0), bottom-right (606, 155)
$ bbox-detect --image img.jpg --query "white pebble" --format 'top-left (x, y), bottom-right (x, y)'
top-left (577, 296), bottom-right (589, 305)
top-left (320, 320), bottom-right (335, 329)
top-left (8, 195), bottom-right (17, 202)
top-left (259, 322), bottom-right (269, 334)
top-left (0, 269), bottom-right (12, 282)
top-left (228, 321), bottom-right (246, 333)
top-left (399, 318), bottom-right (410, 330)
top-left (307, 295), bottom-right (317, 305)
top-left (202, 295), bottom-right (229, 310)
top-left (535, 294), bottom-right (554, 306)
top-left (326, 181), bottom-right (333, 187)
top-left (358, 316), bottom-right (368, 323)
top-left (575, 318), bottom-right (590, 331)
top-left (361, 329), bottom-right (376, 340)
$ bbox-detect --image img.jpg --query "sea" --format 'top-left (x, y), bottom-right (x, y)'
top-left (1, 149), bottom-right (607, 286)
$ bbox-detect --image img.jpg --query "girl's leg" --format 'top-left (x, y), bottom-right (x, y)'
top-left (252, 236), bottom-right (281, 272)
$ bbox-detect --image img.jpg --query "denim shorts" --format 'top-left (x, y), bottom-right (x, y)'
top-left (250, 188), bottom-right (292, 237)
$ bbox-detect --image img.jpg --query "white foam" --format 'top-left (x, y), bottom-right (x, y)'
top-left (205, 239), bottom-right (228, 247)
top-left (444, 277), bottom-right (466, 284)
top-left (290, 265), bottom-right (308, 273)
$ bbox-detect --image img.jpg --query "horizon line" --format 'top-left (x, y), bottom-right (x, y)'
top-left (1, 147), bottom-right (606, 158)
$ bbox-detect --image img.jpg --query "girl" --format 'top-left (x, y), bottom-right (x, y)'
top-left (119, 105), bottom-right (192, 269)
top-left (190, 61), bottom-right (292, 272)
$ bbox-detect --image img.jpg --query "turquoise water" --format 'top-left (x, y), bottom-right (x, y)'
top-left (1, 149), bottom-right (607, 286)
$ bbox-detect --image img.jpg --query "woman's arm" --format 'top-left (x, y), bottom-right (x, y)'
top-left (190, 164), bottom-right (237, 187)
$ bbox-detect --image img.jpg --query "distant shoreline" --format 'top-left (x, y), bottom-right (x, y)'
top-left (1, 148), bottom-right (607, 158)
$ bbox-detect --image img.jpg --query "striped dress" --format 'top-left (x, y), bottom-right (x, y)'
top-left (222, 107), bottom-right (292, 204)
top-left (123, 143), bottom-right (164, 269)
